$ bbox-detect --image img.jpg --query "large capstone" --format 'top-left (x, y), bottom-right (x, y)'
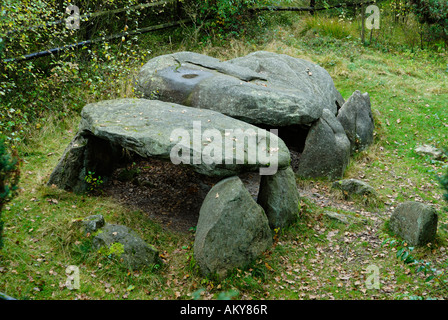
top-left (135, 51), bottom-right (344, 127)
top-left (48, 98), bottom-right (291, 192)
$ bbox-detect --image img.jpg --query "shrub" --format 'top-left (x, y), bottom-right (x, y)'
top-left (409, 0), bottom-right (448, 47)
top-left (181, 0), bottom-right (292, 40)
top-left (0, 0), bottom-right (155, 142)
top-left (0, 137), bottom-right (20, 249)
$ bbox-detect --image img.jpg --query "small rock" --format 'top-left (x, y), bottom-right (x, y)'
top-left (415, 144), bottom-right (445, 160)
top-left (92, 223), bottom-right (160, 270)
top-left (389, 201), bottom-right (438, 247)
top-left (296, 109), bottom-right (351, 180)
top-left (337, 90), bottom-right (374, 153)
top-left (81, 214), bottom-right (105, 235)
top-left (324, 211), bottom-right (350, 224)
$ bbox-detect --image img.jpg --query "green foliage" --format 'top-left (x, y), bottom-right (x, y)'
top-left (0, 0), bottom-right (152, 142)
top-left (0, 137), bottom-right (20, 249)
top-left (382, 238), bottom-right (448, 293)
top-left (410, 0), bottom-right (448, 45)
top-left (84, 171), bottom-right (104, 193)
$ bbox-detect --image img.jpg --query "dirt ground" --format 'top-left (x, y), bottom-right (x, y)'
top-left (102, 157), bottom-right (265, 233)
top-left (101, 149), bottom-right (312, 233)
top-left (101, 150), bottom-right (380, 233)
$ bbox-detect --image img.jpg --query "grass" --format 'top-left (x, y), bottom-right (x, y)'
top-left (1, 9), bottom-right (448, 300)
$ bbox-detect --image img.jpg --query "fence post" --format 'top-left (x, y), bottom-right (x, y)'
top-left (310, 0), bottom-right (315, 15)
top-left (176, 0), bottom-right (182, 18)
top-left (361, 1), bottom-right (365, 44)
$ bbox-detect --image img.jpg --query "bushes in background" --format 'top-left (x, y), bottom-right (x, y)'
top-left (181, 0), bottom-right (292, 39)
top-left (410, 0), bottom-right (448, 47)
top-left (0, 0), bottom-right (164, 143)
top-left (0, 138), bottom-right (20, 249)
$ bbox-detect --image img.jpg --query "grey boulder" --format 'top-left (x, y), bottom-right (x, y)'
top-left (337, 90), bottom-right (374, 153)
top-left (193, 176), bottom-right (272, 277)
top-left (136, 51), bottom-right (344, 127)
top-left (92, 223), bottom-right (160, 270)
top-left (389, 201), bottom-right (438, 246)
top-left (257, 166), bottom-right (300, 229)
top-left (296, 109), bottom-right (351, 179)
top-left (48, 98), bottom-right (290, 192)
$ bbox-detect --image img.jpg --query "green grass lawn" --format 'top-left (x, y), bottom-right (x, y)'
top-left (1, 11), bottom-right (448, 300)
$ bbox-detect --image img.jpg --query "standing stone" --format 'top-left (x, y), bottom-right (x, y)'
top-left (47, 133), bottom-right (89, 193)
top-left (194, 176), bottom-right (272, 277)
top-left (297, 109), bottom-right (351, 180)
top-left (257, 166), bottom-right (300, 229)
top-left (337, 90), bottom-right (374, 153)
top-left (389, 201), bottom-right (438, 246)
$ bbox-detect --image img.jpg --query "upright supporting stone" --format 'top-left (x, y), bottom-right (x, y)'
top-left (257, 166), bottom-right (300, 229)
top-left (297, 109), bottom-right (351, 180)
top-left (337, 90), bottom-right (374, 154)
top-left (193, 176), bottom-right (272, 278)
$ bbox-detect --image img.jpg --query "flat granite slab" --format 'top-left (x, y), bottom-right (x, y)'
top-left (135, 51), bottom-right (345, 127)
top-left (49, 98), bottom-right (291, 192)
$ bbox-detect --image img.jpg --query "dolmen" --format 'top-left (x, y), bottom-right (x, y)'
top-left (49, 51), bottom-right (374, 276)
top-left (48, 98), bottom-right (300, 276)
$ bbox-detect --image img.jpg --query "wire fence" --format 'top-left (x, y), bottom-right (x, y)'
top-left (1, 0), bottom-right (186, 63)
top-left (1, 1), bottom-right (377, 63)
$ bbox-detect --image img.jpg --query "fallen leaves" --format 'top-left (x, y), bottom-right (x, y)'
top-left (47, 198), bottom-right (58, 205)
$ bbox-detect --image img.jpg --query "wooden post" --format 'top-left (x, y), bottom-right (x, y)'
top-left (361, 1), bottom-right (365, 44)
top-left (176, 0), bottom-right (182, 19)
top-left (310, 0), bottom-right (316, 15)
